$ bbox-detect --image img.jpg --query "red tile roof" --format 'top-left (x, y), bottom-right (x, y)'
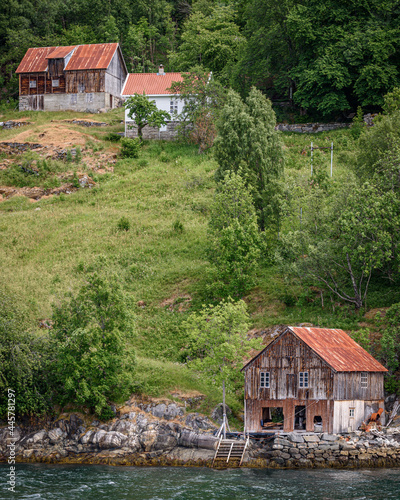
top-left (243, 327), bottom-right (388, 372)
top-left (122, 73), bottom-right (184, 96)
top-left (16, 43), bottom-right (119, 74)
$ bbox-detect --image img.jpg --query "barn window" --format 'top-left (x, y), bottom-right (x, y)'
top-left (52, 79), bottom-right (59, 87)
top-left (86, 93), bottom-right (93, 103)
top-left (29, 80), bottom-right (37, 88)
top-left (78, 83), bottom-right (85, 93)
top-left (361, 373), bottom-right (368, 388)
top-left (70, 94), bottom-right (77, 105)
top-left (260, 371), bottom-right (270, 388)
top-left (170, 100), bottom-right (178, 114)
top-left (299, 372), bottom-right (309, 388)
top-left (349, 408), bottom-right (355, 418)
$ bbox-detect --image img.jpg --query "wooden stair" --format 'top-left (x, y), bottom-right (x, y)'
top-left (212, 437), bottom-right (249, 468)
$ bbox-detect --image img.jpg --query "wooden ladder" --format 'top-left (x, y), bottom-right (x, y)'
top-left (212, 437), bottom-right (249, 468)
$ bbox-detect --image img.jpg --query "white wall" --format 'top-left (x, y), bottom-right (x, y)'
top-left (124, 95), bottom-right (184, 131)
top-left (333, 400), bottom-right (385, 433)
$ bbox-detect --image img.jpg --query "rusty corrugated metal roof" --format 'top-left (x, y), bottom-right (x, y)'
top-left (64, 43), bottom-right (118, 71)
top-left (122, 73), bottom-right (184, 95)
top-left (242, 326), bottom-right (388, 372)
top-left (289, 327), bottom-right (387, 372)
top-left (16, 43), bottom-right (119, 74)
top-left (46, 46), bottom-right (76, 59)
top-left (16, 47), bottom-right (57, 73)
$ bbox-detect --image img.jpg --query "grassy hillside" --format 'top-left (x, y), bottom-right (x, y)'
top-left (1, 109), bottom-right (397, 419)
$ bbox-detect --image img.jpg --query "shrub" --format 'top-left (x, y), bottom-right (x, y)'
top-left (104, 132), bottom-right (122, 142)
top-left (117, 216), bottom-right (130, 231)
top-left (121, 137), bottom-right (141, 158)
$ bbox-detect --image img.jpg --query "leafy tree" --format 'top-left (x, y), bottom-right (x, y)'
top-left (183, 299), bottom-right (262, 391)
top-left (125, 92), bottom-right (171, 141)
top-left (279, 182), bottom-right (400, 310)
top-left (0, 289), bottom-right (51, 417)
top-left (50, 272), bottom-right (136, 415)
top-left (214, 87), bottom-right (284, 231)
top-left (379, 303), bottom-right (400, 373)
top-left (207, 171), bottom-right (262, 297)
top-left (168, 5), bottom-right (245, 83)
top-left (168, 67), bottom-right (226, 145)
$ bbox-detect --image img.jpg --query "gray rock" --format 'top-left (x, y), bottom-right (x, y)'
top-left (33, 430), bottom-right (48, 444)
top-left (185, 414), bottom-right (216, 432)
top-left (304, 435), bottom-right (320, 443)
top-left (322, 433), bottom-right (339, 441)
top-left (98, 431), bottom-right (128, 449)
top-left (48, 428), bottom-right (66, 444)
top-left (288, 433), bottom-right (304, 443)
top-left (211, 403), bottom-right (232, 424)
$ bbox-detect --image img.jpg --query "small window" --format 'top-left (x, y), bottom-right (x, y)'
top-left (260, 371), bottom-right (270, 388)
top-left (70, 94), bottom-right (77, 105)
top-left (29, 80), bottom-right (37, 88)
top-left (361, 373), bottom-right (368, 388)
top-left (170, 100), bottom-right (178, 114)
top-left (299, 372), bottom-right (309, 388)
top-left (286, 345), bottom-right (294, 357)
top-left (349, 408), bottom-right (355, 418)
top-left (78, 83), bottom-right (85, 93)
top-left (86, 93), bottom-right (93, 103)
top-left (52, 79), bottom-right (59, 87)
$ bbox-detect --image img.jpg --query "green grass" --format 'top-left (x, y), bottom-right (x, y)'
top-left (0, 111), bottom-right (396, 419)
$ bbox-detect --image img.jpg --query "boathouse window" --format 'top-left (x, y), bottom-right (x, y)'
top-left (349, 408), bottom-right (355, 418)
top-left (299, 372), bottom-right (309, 388)
top-left (260, 371), bottom-right (270, 388)
top-left (52, 79), bottom-right (59, 87)
top-left (361, 373), bottom-right (368, 389)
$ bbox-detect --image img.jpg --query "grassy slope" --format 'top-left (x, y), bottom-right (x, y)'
top-left (0, 110), bottom-right (396, 418)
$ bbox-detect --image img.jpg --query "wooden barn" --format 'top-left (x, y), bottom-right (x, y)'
top-left (16, 43), bottom-right (127, 112)
top-left (242, 327), bottom-right (388, 434)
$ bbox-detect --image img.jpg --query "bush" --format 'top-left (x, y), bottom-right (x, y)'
top-left (117, 216), bottom-right (130, 231)
top-left (120, 137), bottom-right (141, 158)
top-left (104, 132), bottom-right (122, 142)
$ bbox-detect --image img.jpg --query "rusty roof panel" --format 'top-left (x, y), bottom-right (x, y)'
top-left (16, 44), bottom-right (119, 74)
top-left (289, 327), bottom-right (388, 372)
top-left (46, 46), bottom-right (76, 59)
top-left (122, 73), bottom-right (184, 95)
top-left (64, 43), bottom-right (118, 71)
top-left (16, 47), bottom-right (56, 73)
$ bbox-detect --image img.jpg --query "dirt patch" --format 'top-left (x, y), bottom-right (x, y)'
top-left (365, 308), bottom-right (389, 321)
top-left (10, 124), bottom-right (99, 147)
top-left (160, 294), bottom-right (192, 312)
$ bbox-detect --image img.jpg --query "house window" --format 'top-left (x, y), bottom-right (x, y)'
top-left (86, 93), bottom-right (93, 103)
top-left (70, 94), bottom-right (77, 105)
top-left (299, 372), bottom-right (309, 388)
top-left (260, 371), bottom-right (270, 388)
top-left (349, 408), bottom-right (355, 418)
top-left (361, 373), bottom-right (368, 389)
top-left (78, 82), bottom-right (85, 93)
top-left (52, 79), bottom-right (59, 87)
top-left (29, 80), bottom-right (37, 88)
top-left (170, 100), bottom-right (178, 114)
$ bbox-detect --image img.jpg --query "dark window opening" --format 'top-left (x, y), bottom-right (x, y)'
top-left (295, 405), bottom-right (306, 430)
top-left (314, 415), bottom-right (322, 431)
top-left (261, 407), bottom-right (284, 429)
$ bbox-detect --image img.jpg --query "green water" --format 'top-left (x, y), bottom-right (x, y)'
top-left (1, 464), bottom-right (400, 499)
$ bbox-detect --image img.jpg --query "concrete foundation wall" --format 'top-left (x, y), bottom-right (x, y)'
top-left (19, 92), bottom-right (124, 112)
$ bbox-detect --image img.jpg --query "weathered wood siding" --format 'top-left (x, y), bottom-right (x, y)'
top-left (245, 398), bottom-right (334, 433)
top-left (244, 331), bottom-right (334, 401)
top-left (105, 49), bottom-right (127, 96)
top-left (65, 70), bottom-right (105, 94)
top-left (47, 58), bottom-right (64, 77)
top-left (333, 372), bottom-right (384, 400)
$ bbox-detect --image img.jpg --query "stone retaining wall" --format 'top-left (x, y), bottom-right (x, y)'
top-left (0, 121), bottom-right (31, 130)
top-left (126, 122), bottom-right (180, 141)
top-left (275, 123), bottom-right (349, 133)
top-left (246, 430), bottom-right (400, 468)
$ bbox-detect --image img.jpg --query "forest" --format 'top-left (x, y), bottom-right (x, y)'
top-left (1, 0), bottom-right (400, 118)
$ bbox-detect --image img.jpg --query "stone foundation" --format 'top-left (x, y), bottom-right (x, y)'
top-left (126, 122), bottom-right (180, 141)
top-left (19, 93), bottom-right (123, 113)
top-left (245, 430), bottom-right (400, 468)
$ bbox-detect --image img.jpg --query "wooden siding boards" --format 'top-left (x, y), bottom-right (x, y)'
top-left (105, 49), bottom-right (127, 95)
top-left (65, 70), bottom-right (105, 94)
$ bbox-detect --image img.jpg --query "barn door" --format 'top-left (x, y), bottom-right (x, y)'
top-left (39, 95), bottom-right (44, 110)
top-left (286, 374), bottom-right (297, 398)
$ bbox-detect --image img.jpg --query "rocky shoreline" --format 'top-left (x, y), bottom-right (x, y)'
top-left (1, 400), bottom-right (400, 469)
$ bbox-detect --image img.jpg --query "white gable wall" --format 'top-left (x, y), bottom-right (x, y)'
top-left (124, 94), bottom-right (184, 130)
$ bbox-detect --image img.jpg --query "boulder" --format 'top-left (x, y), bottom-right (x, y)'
top-left (287, 433), bottom-right (305, 443)
top-left (98, 431), bottom-right (128, 449)
top-left (184, 414), bottom-right (216, 432)
top-left (211, 403), bottom-right (232, 424)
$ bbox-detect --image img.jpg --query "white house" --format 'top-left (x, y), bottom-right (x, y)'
top-left (121, 66), bottom-right (184, 140)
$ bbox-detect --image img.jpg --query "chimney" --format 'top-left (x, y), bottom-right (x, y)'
top-left (158, 64), bottom-right (165, 75)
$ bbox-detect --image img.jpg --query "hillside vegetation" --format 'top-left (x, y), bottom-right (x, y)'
top-left (1, 103), bottom-right (400, 422)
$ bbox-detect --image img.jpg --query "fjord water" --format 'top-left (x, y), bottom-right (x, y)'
top-left (1, 464), bottom-right (400, 499)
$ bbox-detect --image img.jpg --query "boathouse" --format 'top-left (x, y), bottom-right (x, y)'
top-left (16, 43), bottom-right (127, 112)
top-left (242, 327), bottom-right (387, 434)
